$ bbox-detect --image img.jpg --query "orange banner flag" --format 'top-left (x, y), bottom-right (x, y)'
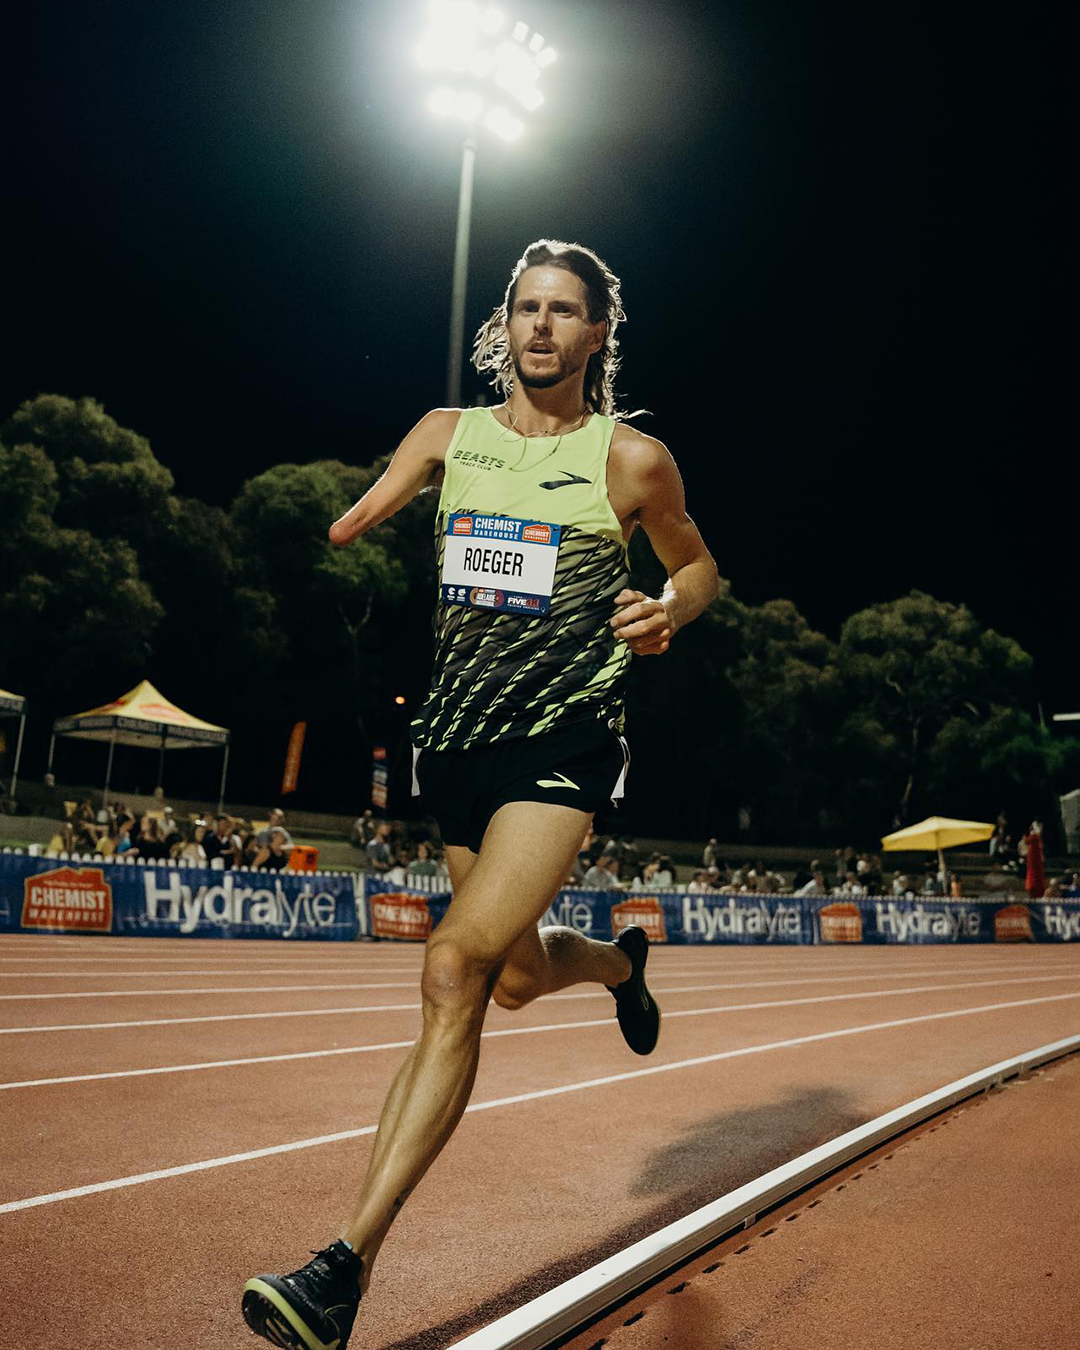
top-left (280, 721), bottom-right (307, 796)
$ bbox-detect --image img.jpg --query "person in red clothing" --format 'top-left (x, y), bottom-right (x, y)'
top-left (1024, 820), bottom-right (1046, 898)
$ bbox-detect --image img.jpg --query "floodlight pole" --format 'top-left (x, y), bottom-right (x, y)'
top-left (445, 131), bottom-right (477, 408)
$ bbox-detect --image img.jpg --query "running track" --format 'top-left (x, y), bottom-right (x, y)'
top-left (3, 934), bottom-right (1078, 1349)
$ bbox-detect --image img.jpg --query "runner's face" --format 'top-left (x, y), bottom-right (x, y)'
top-left (507, 267), bottom-right (604, 391)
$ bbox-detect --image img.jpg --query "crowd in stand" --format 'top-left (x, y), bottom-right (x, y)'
top-left (60, 799), bottom-right (296, 872)
top-left (51, 798), bottom-right (1079, 898)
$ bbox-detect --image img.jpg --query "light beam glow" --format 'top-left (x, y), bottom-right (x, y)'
top-left (416, 0), bottom-right (555, 143)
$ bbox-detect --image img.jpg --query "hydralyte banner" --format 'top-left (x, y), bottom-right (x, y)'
top-left (0, 853), bottom-right (358, 940)
top-left (4, 856), bottom-right (1078, 945)
top-left (356, 879), bottom-right (1080, 947)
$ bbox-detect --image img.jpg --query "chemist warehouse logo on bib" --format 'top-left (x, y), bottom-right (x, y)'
top-left (452, 517), bottom-right (474, 535)
top-left (22, 866), bottom-right (113, 932)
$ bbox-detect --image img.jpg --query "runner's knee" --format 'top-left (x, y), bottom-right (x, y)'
top-left (421, 937), bottom-right (497, 1021)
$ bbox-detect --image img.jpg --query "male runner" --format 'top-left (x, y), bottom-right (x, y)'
top-left (242, 240), bottom-right (719, 1350)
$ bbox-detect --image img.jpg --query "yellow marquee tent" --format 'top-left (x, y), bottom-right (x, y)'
top-left (0, 688), bottom-right (27, 803)
top-left (50, 680), bottom-right (231, 807)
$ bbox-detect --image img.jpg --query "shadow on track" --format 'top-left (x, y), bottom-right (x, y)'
top-left (373, 1085), bottom-right (864, 1350)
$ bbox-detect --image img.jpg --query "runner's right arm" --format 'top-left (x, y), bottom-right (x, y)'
top-left (328, 409), bottom-right (459, 546)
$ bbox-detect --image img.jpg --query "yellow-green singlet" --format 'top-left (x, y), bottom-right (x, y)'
top-left (410, 406), bottom-right (631, 751)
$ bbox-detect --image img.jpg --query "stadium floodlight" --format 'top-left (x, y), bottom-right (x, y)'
top-left (414, 0), bottom-right (558, 403)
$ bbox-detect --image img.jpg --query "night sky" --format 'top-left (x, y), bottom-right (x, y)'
top-left (7, 0), bottom-right (1076, 707)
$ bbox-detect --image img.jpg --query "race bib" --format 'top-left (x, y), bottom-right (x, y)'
top-left (441, 513), bottom-right (561, 615)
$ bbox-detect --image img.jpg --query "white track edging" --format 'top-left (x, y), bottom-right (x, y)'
top-left (448, 1032), bottom-right (1080, 1349)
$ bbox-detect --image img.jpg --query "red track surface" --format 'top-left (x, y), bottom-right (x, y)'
top-left (3, 935), bottom-right (1079, 1349)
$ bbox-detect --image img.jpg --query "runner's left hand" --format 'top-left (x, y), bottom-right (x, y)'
top-left (610, 589), bottom-right (673, 656)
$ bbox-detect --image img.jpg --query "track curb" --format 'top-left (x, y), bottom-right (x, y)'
top-left (448, 1032), bottom-right (1080, 1349)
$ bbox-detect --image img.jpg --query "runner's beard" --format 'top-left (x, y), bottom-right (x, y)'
top-left (511, 349), bottom-right (585, 390)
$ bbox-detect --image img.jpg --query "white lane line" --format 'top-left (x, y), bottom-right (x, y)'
top-left (3, 969), bottom-right (1078, 1037)
top-left (4, 977), bottom-right (1078, 1088)
top-left (0, 969), bottom-right (418, 978)
top-left (5, 989), bottom-right (1079, 1213)
top-left (0, 960), bottom-right (1067, 1005)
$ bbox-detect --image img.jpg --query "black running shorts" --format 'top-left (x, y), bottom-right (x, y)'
top-left (413, 718), bottom-right (630, 854)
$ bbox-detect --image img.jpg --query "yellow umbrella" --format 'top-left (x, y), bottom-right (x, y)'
top-left (881, 816), bottom-right (994, 894)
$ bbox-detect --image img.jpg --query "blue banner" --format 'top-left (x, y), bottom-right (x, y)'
top-left (811, 896), bottom-right (1080, 945)
top-left (361, 875), bottom-right (1080, 947)
top-left (0, 853), bottom-right (358, 941)
top-left (5, 855), bottom-right (1078, 946)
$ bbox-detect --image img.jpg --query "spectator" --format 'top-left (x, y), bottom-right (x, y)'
top-left (618, 837), bottom-right (639, 883)
top-left (113, 815), bottom-right (137, 856)
top-left (582, 854), bottom-right (621, 890)
top-left (891, 872), bottom-right (912, 897)
top-left (204, 814), bottom-right (241, 868)
top-left (407, 841), bottom-right (439, 878)
top-left (791, 861), bottom-right (813, 892)
top-left (655, 854), bottom-right (675, 887)
top-left (365, 822), bottom-right (393, 874)
top-left (132, 816), bottom-right (171, 861)
top-left (237, 823), bottom-right (260, 868)
top-left (1063, 872), bottom-right (1080, 898)
top-left (922, 870), bottom-right (943, 896)
top-left (702, 837), bottom-right (720, 870)
top-left (950, 874), bottom-right (964, 898)
top-left (256, 808), bottom-right (293, 849)
top-left (351, 809), bottom-right (375, 850)
top-left (178, 821), bottom-right (209, 866)
top-left (687, 869), bottom-right (712, 893)
top-left (795, 862), bottom-right (828, 897)
top-left (254, 828), bottom-right (291, 872)
top-left (67, 798), bottom-right (101, 853)
top-left (160, 807), bottom-right (180, 843)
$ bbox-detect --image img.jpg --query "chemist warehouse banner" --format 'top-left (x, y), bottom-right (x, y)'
top-left (360, 876), bottom-right (1080, 946)
top-left (0, 853), bottom-right (358, 941)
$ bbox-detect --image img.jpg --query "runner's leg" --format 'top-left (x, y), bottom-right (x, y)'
top-left (339, 802), bottom-right (594, 1280)
top-left (493, 920), bottom-right (630, 1010)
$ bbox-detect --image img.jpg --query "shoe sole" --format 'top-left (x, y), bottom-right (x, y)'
top-left (615, 928), bottom-right (661, 1055)
top-left (242, 1281), bottom-right (343, 1350)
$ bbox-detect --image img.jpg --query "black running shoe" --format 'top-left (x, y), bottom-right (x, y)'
top-left (242, 1240), bottom-right (362, 1350)
top-left (607, 925), bottom-right (661, 1055)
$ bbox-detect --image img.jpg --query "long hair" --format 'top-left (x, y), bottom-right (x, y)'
top-left (472, 239), bottom-right (637, 418)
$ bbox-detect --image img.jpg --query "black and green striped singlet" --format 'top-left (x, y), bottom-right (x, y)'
top-left (409, 407), bottom-right (631, 752)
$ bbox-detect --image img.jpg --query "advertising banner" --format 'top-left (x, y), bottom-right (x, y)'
top-left (811, 896), bottom-right (1080, 945)
top-left (0, 853), bottom-right (358, 941)
top-left (372, 746), bottom-right (388, 809)
top-left (5, 855), bottom-right (1078, 947)
top-left (280, 720), bottom-right (307, 795)
top-left (364, 875), bottom-right (451, 940)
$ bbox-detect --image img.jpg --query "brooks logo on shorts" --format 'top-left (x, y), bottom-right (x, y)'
top-left (537, 772), bottom-right (580, 790)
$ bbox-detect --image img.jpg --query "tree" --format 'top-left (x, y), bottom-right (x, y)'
top-left (0, 525), bottom-right (162, 705)
top-left (2, 395), bottom-right (175, 558)
top-left (0, 435), bottom-right (163, 703)
top-left (226, 460), bottom-right (434, 802)
top-left (723, 598), bottom-right (840, 840)
top-left (838, 591), bottom-right (1033, 825)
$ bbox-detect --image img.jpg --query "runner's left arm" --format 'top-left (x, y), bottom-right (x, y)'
top-left (611, 438), bottom-right (720, 656)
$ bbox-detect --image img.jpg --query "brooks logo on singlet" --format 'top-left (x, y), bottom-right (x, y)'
top-left (410, 407), bottom-right (632, 752)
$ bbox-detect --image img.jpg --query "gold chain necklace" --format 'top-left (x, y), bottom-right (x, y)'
top-left (500, 403), bottom-right (587, 473)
